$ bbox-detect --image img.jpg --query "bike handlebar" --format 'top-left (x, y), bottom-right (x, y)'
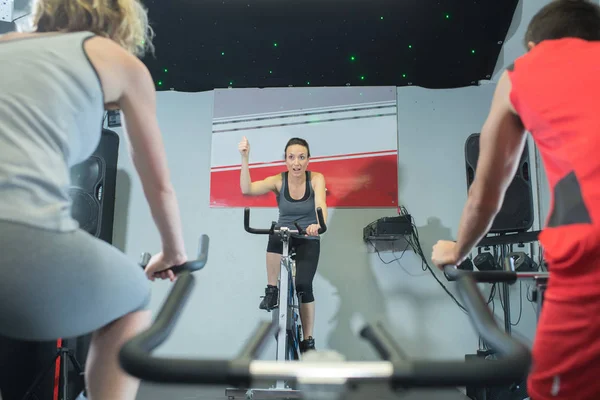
top-left (140, 235), bottom-right (210, 276)
top-left (444, 265), bottom-right (549, 284)
top-left (118, 262), bottom-right (531, 389)
top-left (243, 207), bottom-right (327, 235)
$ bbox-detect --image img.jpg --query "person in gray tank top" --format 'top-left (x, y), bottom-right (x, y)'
top-left (0, 1), bottom-right (190, 399)
top-left (239, 137), bottom-right (329, 353)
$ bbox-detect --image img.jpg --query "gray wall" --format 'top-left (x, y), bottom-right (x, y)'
top-left (107, 90), bottom-right (542, 365)
top-left (104, 0), bottom-right (556, 366)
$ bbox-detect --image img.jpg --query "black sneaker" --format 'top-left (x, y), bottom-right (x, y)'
top-left (259, 285), bottom-right (279, 311)
top-left (300, 337), bottom-right (315, 353)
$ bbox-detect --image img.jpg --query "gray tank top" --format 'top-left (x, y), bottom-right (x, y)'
top-left (277, 171), bottom-right (319, 239)
top-left (0, 31), bottom-right (104, 231)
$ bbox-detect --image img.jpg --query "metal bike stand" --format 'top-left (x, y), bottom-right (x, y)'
top-left (226, 208), bottom-right (327, 399)
top-left (120, 258), bottom-right (533, 400)
top-left (226, 229), bottom-right (302, 400)
top-left (535, 280), bottom-right (546, 321)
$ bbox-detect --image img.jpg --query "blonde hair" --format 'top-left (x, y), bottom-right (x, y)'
top-left (30, 0), bottom-right (155, 58)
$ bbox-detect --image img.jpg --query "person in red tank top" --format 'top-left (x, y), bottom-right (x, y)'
top-left (431, 1), bottom-right (600, 399)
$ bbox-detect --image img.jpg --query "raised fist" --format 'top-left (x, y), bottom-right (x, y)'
top-left (238, 136), bottom-right (250, 156)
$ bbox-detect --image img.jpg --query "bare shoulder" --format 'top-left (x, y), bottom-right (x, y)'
top-left (310, 172), bottom-right (326, 192)
top-left (83, 36), bottom-right (152, 105)
top-left (496, 70), bottom-right (519, 115)
top-left (269, 173), bottom-right (283, 192)
top-left (84, 36), bottom-right (145, 73)
top-left (310, 171), bottom-right (325, 184)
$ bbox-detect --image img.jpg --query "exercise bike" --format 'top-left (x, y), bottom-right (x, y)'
top-left (444, 256), bottom-right (549, 321)
top-left (118, 264), bottom-right (531, 400)
top-left (226, 207), bottom-right (327, 399)
top-left (444, 256), bottom-right (548, 400)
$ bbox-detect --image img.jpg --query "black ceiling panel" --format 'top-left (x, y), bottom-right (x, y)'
top-left (141, 0), bottom-right (519, 92)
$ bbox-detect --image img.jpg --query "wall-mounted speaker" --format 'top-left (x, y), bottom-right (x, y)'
top-left (63, 128), bottom-right (119, 398)
top-left (69, 129), bottom-right (119, 244)
top-left (465, 133), bottom-right (534, 234)
top-left (4, 129), bottom-right (121, 400)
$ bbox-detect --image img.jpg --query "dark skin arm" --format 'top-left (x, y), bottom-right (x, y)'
top-left (431, 70), bottom-right (528, 267)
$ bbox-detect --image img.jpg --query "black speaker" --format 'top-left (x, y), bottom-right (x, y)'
top-left (69, 128), bottom-right (119, 243)
top-left (3, 130), bottom-right (121, 400)
top-left (465, 133), bottom-right (534, 234)
top-left (64, 128), bottom-right (119, 398)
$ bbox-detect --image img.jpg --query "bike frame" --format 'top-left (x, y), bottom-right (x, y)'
top-left (286, 247), bottom-right (302, 361)
top-left (270, 227), bottom-right (300, 392)
top-left (120, 260), bottom-right (532, 397)
top-left (272, 227), bottom-right (302, 360)
top-left (224, 208), bottom-right (327, 399)
top-left (444, 260), bottom-right (549, 322)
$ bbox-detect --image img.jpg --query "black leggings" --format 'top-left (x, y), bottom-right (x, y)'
top-left (266, 235), bottom-right (320, 303)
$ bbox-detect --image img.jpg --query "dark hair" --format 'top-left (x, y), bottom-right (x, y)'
top-left (524, 0), bottom-right (600, 48)
top-left (284, 137), bottom-right (311, 158)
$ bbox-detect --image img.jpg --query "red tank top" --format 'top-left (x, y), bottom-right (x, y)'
top-left (508, 38), bottom-right (600, 298)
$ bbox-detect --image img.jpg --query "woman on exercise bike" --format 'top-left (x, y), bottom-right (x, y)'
top-left (238, 136), bottom-right (328, 353)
